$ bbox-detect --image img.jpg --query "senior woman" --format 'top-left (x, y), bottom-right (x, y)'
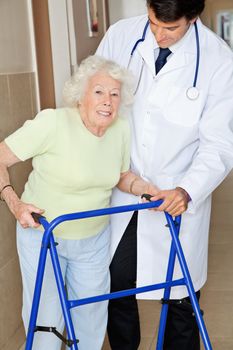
top-left (0, 55), bottom-right (158, 350)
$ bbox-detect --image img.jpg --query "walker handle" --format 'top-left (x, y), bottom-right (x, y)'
top-left (141, 193), bottom-right (181, 225)
top-left (141, 193), bottom-right (153, 201)
top-left (31, 212), bottom-right (45, 224)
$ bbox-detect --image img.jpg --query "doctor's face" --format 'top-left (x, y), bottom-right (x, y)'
top-left (148, 7), bottom-right (196, 48)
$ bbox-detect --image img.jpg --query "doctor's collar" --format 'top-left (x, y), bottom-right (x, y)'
top-left (170, 21), bottom-right (195, 52)
top-left (153, 20), bottom-right (197, 54)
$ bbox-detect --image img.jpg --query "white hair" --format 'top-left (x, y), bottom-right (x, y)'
top-left (63, 55), bottom-right (135, 115)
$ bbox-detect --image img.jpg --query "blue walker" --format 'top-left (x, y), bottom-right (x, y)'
top-left (25, 197), bottom-right (212, 349)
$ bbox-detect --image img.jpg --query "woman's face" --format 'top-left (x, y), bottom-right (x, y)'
top-left (79, 72), bottom-right (121, 136)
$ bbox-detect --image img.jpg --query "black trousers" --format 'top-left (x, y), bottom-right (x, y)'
top-left (107, 211), bottom-right (201, 350)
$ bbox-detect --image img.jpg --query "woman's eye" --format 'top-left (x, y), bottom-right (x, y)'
top-left (111, 91), bottom-right (120, 97)
top-left (95, 90), bottom-right (103, 94)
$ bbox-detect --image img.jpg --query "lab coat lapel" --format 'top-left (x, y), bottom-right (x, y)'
top-left (157, 22), bottom-right (199, 76)
top-left (137, 27), bottom-right (157, 75)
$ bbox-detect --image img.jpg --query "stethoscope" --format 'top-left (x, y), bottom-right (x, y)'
top-left (128, 20), bottom-right (200, 100)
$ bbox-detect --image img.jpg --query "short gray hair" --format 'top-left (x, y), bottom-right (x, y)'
top-left (63, 55), bottom-right (135, 115)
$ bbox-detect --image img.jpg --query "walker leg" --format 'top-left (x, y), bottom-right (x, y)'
top-left (25, 233), bottom-right (50, 350)
top-left (164, 213), bottom-right (212, 350)
top-left (49, 234), bottom-right (79, 349)
top-left (156, 216), bottom-right (181, 349)
top-left (156, 242), bottom-right (176, 350)
top-left (26, 232), bottom-right (78, 349)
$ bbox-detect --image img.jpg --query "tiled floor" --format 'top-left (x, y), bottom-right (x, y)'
top-left (18, 174), bottom-right (233, 350)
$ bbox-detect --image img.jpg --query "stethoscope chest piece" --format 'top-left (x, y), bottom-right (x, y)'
top-left (186, 86), bottom-right (199, 100)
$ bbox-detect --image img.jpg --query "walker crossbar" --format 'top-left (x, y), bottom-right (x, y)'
top-left (68, 278), bottom-right (185, 308)
top-left (26, 200), bottom-right (212, 350)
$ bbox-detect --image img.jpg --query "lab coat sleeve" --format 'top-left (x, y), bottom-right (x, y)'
top-left (96, 19), bottom-right (133, 64)
top-left (178, 57), bottom-right (233, 210)
top-left (96, 26), bottom-right (114, 59)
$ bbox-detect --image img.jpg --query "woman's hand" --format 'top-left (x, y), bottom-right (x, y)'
top-left (11, 199), bottom-right (44, 229)
top-left (0, 142), bottom-right (44, 228)
top-left (145, 187), bottom-right (189, 217)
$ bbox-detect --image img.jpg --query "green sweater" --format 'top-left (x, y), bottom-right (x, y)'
top-left (5, 108), bottom-right (130, 239)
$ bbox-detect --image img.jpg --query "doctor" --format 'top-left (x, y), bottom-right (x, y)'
top-left (97, 0), bottom-right (233, 349)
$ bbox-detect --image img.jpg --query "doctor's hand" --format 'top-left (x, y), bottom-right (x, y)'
top-left (148, 187), bottom-right (190, 217)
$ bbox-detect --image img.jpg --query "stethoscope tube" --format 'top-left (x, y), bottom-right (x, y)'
top-left (129, 19), bottom-right (200, 100)
top-left (193, 21), bottom-right (200, 88)
top-left (130, 20), bottom-right (150, 57)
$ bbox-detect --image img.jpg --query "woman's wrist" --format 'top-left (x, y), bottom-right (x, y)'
top-left (129, 177), bottom-right (139, 194)
top-left (1, 185), bottom-right (21, 215)
top-left (0, 184), bottom-right (14, 201)
top-left (129, 177), bottom-right (150, 196)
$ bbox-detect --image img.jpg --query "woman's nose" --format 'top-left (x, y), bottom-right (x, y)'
top-left (103, 95), bottom-right (111, 106)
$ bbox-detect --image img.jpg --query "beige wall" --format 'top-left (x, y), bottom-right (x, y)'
top-left (32, 0), bottom-right (56, 109)
top-left (0, 1), bottom-right (37, 349)
top-left (72, 0), bottom-right (109, 63)
top-left (0, 73), bottom-right (37, 350)
top-left (202, 0), bottom-right (233, 30)
top-left (0, 0), bottom-right (33, 73)
top-left (108, 0), bottom-right (146, 24)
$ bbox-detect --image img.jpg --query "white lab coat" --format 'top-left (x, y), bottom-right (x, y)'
top-left (96, 16), bottom-right (233, 299)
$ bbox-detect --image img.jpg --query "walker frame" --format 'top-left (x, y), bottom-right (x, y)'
top-left (25, 200), bottom-right (212, 349)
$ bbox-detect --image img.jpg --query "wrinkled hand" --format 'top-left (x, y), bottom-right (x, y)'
top-left (148, 188), bottom-right (189, 216)
top-left (12, 200), bottom-right (44, 229)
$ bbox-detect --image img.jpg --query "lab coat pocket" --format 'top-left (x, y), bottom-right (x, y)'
top-left (163, 85), bottom-right (204, 127)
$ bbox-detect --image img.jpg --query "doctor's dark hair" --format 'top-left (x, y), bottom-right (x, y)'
top-left (63, 55), bottom-right (135, 115)
top-left (146, 0), bottom-right (205, 21)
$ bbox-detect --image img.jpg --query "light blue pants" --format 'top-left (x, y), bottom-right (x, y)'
top-left (16, 222), bottom-right (110, 350)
